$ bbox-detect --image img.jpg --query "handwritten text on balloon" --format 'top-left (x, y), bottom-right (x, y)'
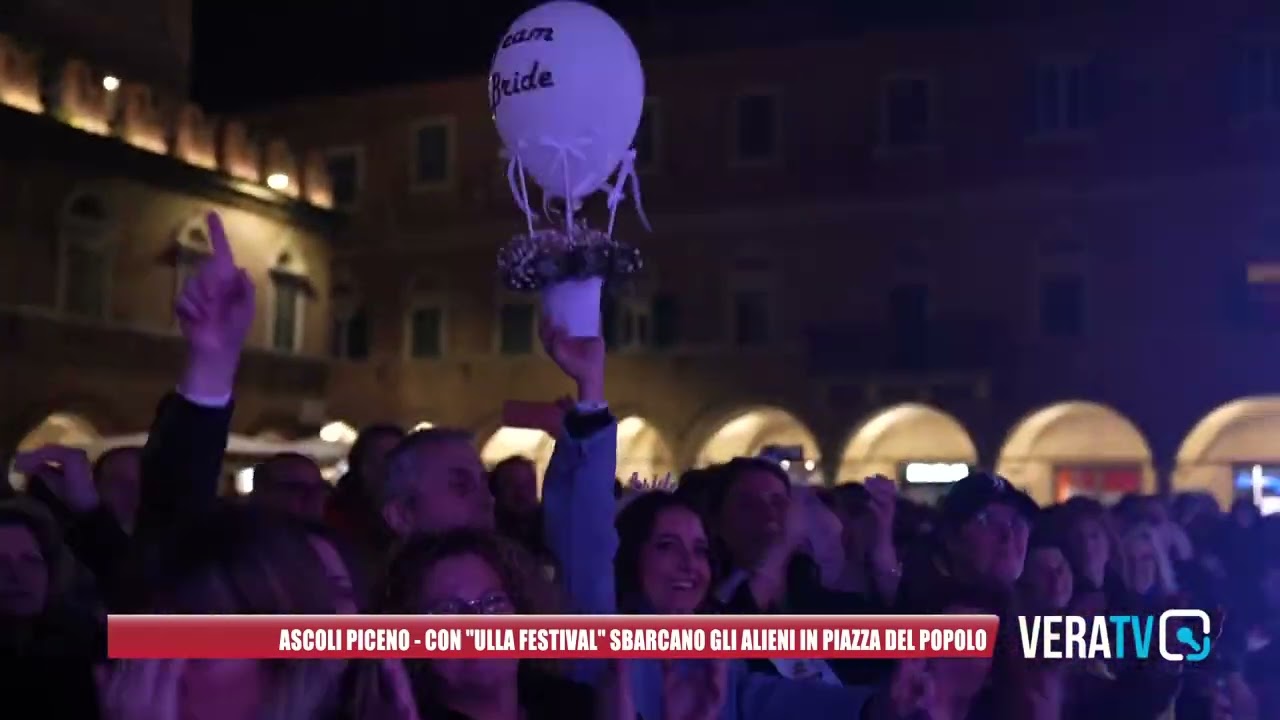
top-left (490, 62), bottom-right (555, 110)
top-left (491, 25), bottom-right (558, 111)
top-left (501, 26), bottom-right (555, 47)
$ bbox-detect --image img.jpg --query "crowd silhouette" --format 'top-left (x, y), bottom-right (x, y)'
top-left (1, 212), bottom-right (1275, 720)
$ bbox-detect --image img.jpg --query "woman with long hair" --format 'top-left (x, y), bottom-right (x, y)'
top-left (328, 424), bottom-right (406, 573)
top-left (98, 504), bottom-right (408, 720)
top-left (0, 499), bottom-right (97, 655)
top-left (614, 491), bottom-right (716, 615)
top-left (0, 499), bottom-right (103, 716)
top-left (1115, 523), bottom-right (1179, 609)
top-left (585, 482), bottom-right (934, 718)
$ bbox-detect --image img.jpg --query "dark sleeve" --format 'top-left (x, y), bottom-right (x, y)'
top-left (563, 407), bottom-right (613, 439)
top-left (63, 506), bottom-right (132, 612)
top-left (135, 392), bottom-right (233, 541)
top-left (22, 478), bottom-right (133, 613)
top-left (787, 555), bottom-right (883, 615)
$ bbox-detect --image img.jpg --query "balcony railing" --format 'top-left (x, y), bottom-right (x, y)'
top-left (0, 307), bottom-right (328, 395)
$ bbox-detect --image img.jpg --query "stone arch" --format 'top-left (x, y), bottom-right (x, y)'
top-left (996, 400), bottom-right (1155, 506)
top-left (17, 411), bottom-right (100, 451)
top-left (9, 411), bottom-right (102, 491)
top-left (693, 405), bottom-right (820, 481)
top-left (838, 403), bottom-right (978, 501)
top-left (480, 427), bottom-right (555, 494)
top-left (1174, 396), bottom-right (1280, 511)
top-left (617, 415), bottom-right (676, 482)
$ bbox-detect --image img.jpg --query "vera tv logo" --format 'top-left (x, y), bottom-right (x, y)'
top-left (1018, 610), bottom-right (1212, 662)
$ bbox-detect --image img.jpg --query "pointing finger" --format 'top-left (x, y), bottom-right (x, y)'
top-left (206, 212), bottom-right (234, 267)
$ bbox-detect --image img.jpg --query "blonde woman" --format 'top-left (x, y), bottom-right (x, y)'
top-left (1117, 523), bottom-right (1179, 607)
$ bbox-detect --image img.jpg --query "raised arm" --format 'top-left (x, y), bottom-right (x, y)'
top-left (537, 318), bottom-right (618, 685)
top-left (136, 212), bottom-right (254, 541)
top-left (538, 318), bottom-right (618, 613)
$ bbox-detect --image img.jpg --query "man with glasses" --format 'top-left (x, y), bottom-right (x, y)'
top-left (940, 472), bottom-right (1038, 588)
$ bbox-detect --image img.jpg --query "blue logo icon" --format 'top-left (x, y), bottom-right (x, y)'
top-left (1174, 626), bottom-right (1211, 662)
top-left (1160, 610), bottom-right (1211, 662)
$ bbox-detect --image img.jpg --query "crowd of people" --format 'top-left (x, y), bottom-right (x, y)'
top-left (1, 212), bottom-right (1277, 720)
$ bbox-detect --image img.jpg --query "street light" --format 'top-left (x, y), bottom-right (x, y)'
top-left (102, 75), bottom-right (120, 92)
top-left (266, 173), bottom-right (289, 190)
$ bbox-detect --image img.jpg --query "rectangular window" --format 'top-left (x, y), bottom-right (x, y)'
top-left (733, 289), bottom-right (771, 346)
top-left (651, 293), bottom-right (680, 349)
top-left (884, 77), bottom-right (933, 147)
top-left (271, 281), bottom-right (304, 353)
top-left (498, 302), bottom-right (534, 354)
top-left (635, 99), bottom-right (661, 172)
top-left (409, 306), bottom-right (443, 358)
top-left (1032, 61), bottom-right (1102, 134)
top-left (733, 93), bottom-right (779, 162)
top-left (1039, 273), bottom-right (1085, 337)
top-left (413, 121), bottom-right (452, 186)
top-left (325, 149), bottom-right (360, 207)
top-left (330, 309), bottom-right (369, 360)
top-left (602, 297), bottom-right (651, 352)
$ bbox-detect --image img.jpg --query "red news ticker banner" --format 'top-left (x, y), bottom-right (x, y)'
top-left (108, 614), bottom-right (999, 660)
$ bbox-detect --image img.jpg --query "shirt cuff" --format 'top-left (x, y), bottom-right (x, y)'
top-left (178, 388), bottom-right (232, 408)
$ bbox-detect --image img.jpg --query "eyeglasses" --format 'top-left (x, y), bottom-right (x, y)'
top-left (424, 592), bottom-right (515, 615)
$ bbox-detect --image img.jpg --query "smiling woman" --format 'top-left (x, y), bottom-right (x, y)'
top-left (614, 491), bottom-right (714, 615)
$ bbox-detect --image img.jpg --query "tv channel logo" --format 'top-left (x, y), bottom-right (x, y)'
top-left (1159, 609), bottom-right (1212, 662)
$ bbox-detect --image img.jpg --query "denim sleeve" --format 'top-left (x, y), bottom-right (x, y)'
top-left (540, 411), bottom-right (618, 685)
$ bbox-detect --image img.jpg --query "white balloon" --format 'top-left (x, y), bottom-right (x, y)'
top-left (489, 1), bottom-right (644, 201)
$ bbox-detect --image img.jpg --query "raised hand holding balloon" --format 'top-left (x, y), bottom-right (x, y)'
top-left (491, 1), bottom-right (647, 337)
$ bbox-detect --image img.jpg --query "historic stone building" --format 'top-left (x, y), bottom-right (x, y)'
top-left (195, 2), bottom-right (1280, 509)
top-left (0, 1), bottom-right (339, 474)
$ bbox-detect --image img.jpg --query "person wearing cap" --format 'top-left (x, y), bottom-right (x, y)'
top-left (899, 471), bottom-right (1037, 609)
top-left (939, 471), bottom-right (1037, 585)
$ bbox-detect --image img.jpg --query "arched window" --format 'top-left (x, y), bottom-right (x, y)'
top-left (58, 192), bottom-right (112, 319)
top-left (330, 279), bottom-right (369, 360)
top-left (269, 252), bottom-right (309, 354)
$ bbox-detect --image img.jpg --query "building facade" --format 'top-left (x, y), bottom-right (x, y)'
top-left (250, 2), bottom-right (1280, 509)
top-left (0, 10), bottom-right (340, 472)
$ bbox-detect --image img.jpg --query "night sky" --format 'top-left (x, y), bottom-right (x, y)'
top-left (191, 0), bottom-right (996, 111)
